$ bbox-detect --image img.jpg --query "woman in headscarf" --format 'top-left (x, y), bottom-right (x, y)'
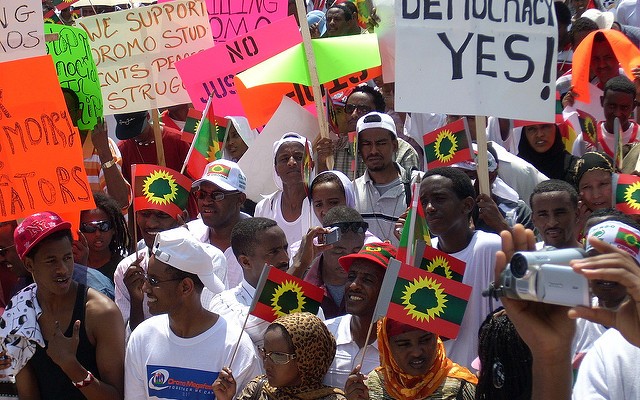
top-left (254, 132), bottom-right (320, 245)
top-left (213, 312), bottom-right (346, 400)
top-left (573, 151), bottom-right (616, 238)
top-left (517, 123), bottom-right (578, 184)
top-left (345, 318), bottom-right (477, 400)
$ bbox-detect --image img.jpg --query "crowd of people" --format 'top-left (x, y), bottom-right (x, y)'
top-left (2, 0), bottom-right (640, 399)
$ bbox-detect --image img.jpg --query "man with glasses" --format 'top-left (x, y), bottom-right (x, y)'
top-left (314, 85), bottom-right (419, 179)
top-left (125, 227), bottom-right (259, 400)
top-left (188, 159), bottom-right (249, 288)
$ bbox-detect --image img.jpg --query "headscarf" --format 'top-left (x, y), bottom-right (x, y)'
top-left (572, 151), bottom-right (615, 187)
top-left (223, 116), bottom-right (258, 162)
top-left (376, 318), bottom-right (477, 399)
top-left (272, 132), bottom-right (314, 191)
top-left (263, 312), bottom-right (343, 400)
top-left (310, 170), bottom-right (356, 208)
top-left (518, 124), bottom-right (577, 181)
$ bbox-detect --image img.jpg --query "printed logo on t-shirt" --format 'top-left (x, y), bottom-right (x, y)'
top-left (147, 365), bottom-right (219, 399)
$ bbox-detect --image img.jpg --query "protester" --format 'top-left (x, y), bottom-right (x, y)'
top-left (223, 117), bottom-right (259, 163)
top-left (518, 123), bottom-right (579, 184)
top-left (573, 151), bottom-right (615, 237)
top-left (345, 318), bottom-right (478, 400)
top-left (0, 212), bottom-right (124, 399)
top-left (80, 192), bottom-right (130, 282)
top-left (324, 2), bottom-right (360, 37)
top-left (124, 227), bottom-right (260, 399)
top-left (0, 222), bottom-right (20, 307)
top-left (159, 103), bottom-right (189, 130)
top-left (530, 180), bottom-right (582, 249)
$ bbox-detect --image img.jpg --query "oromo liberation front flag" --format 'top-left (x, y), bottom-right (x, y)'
top-left (419, 245), bottom-right (466, 283)
top-left (397, 180), bottom-right (431, 267)
top-left (182, 100), bottom-right (228, 180)
top-left (423, 118), bottom-right (473, 169)
top-left (132, 164), bottom-right (192, 219)
top-left (374, 259), bottom-right (472, 339)
top-left (250, 265), bottom-right (324, 322)
top-left (613, 173), bottom-right (640, 214)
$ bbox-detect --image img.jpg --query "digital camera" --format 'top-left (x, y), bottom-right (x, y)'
top-left (494, 248), bottom-right (591, 307)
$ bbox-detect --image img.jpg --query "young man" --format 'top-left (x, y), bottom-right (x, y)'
top-left (323, 242), bottom-right (395, 389)
top-left (420, 167), bottom-right (502, 368)
top-left (529, 180), bottom-right (582, 250)
top-left (125, 227), bottom-right (260, 400)
top-left (2, 212), bottom-right (124, 399)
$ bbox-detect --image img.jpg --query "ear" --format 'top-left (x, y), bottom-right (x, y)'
top-left (180, 277), bottom-right (196, 296)
top-left (462, 196), bottom-right (475, 215)
top-left (23, 257), bottom-right (34, 274)
top-left (238, 254), bottom-right (251, 270)
top-left (237, 193), bottom-right (247, 206)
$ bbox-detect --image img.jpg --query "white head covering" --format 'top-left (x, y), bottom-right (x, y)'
top-left (223, 116), bottom-right (259, 162)
top-left (311, 170), bottom-right (356, 208)
top-left (272, 132), bottom-right (314, 190)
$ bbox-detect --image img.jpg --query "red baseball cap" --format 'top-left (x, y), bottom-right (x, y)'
top-left (339, 242), bottom-right (397, 271)
top-left (14, 212), bottom-right (72, 260)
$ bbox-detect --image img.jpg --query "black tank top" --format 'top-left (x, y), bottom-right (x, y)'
top-left (29, 284), bottom-right (100, 399)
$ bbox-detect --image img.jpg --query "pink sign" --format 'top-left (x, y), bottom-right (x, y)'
top-left (176, 15), bottom-right (301, 116)
top-left (159, 0), bottom-right (288, 43)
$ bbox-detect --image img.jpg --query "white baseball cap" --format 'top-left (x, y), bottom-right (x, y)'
top-left (356, 112), bottom-right (397, 137)
top-left (152, 227), bottom-right (225, 294)
top-left (192, 159), bottom-right (247, 193)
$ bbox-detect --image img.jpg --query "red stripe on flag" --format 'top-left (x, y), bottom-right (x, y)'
top-left (387, 302), bottom-right (461, 339)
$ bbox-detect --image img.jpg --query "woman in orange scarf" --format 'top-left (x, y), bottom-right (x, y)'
top-left (345, 318), bottom-right (477, 400)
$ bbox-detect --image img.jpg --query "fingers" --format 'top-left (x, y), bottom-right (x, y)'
top-left (77, 231), bottom-right (88, 247)
top-left (568, 306), bottom-right (615, 327)
top-left (72, 320), bottom-right (81, 339)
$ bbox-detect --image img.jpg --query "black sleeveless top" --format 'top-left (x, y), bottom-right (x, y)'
top-left (29, 284), bottom-right (100, 399)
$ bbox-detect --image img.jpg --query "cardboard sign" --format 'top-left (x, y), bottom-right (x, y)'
top-left (77, 0), bottom-right (215, 114)
top-left (372, 0), bottom-right (396, 82)
top-left (176, 15), bottom-right (301, 116)
top-left (0, 0), bottom-right (46, 63)
top-left (45, 24), bottom-right (103, 131)
top-left (0, 55), bottom-right (95, 221)
top-left (159, 0), bottom-right (288, 43)
top-left (395, 0), bottom-right (558, 122)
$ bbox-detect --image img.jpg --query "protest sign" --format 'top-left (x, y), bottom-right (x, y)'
top-left (395, 0), bottom-right (558, 122)
top-left (0, 55), bottom-right (95, 221)
top-left (372, 0), bottom-right (396, 82)
top-left (159, 0), bottom-right (288, 43)
top-left (176, 15), bottom-right (301, 116)
top-left (238, 97), bottom-right (318, 202)
top-left (45, 24), bottom-right (103, 131)
top-left (77, 0), bottom-right (215, 114)
top-left (0, 0), bottom-right (46, 63)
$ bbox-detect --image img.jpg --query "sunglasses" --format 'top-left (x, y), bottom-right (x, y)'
top-left (0, 244), bottom-right (15, 257)
top-left (193, 189), bottom-right (240, 202)
top-left (258, 347), bottom-right (296, 365)
top-left (344, 104), bottom-right (372, 115)
top-left (143, 273), bottom-right (184, 287)
top-left (328, 222), bottom-right (369, 235)
top-left (79, 220), bottom-right (112, 233)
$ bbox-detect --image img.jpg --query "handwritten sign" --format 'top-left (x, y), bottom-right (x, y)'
top-left (45, 24), bottom-right (103, 131)
top-left (0, 55), bottom-right (95, 222)
top-left (160, 0), bottom-right (288, 43)
top-left (0, 0), bottom-right (46, 63)
top-left (77, 0), bottom-right (215, 114)
top-left (395, 0), bottom-right (557, 121)
top-left (176, 15), bottom-right (301, 117)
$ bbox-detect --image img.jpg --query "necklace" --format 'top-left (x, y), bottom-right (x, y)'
top-left (365, 174), bottom-right (402, 242)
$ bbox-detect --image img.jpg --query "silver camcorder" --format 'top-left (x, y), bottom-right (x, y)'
top-left (492, 248), bottom-right (591, 307)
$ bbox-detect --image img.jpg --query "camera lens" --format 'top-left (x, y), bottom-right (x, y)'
top-left (510, 253), bottom-right (529, 278)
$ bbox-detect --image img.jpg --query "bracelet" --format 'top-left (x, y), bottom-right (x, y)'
top-left (72, 371), bottom-right (95, 389)
top-left (101, 159), bottom-right (117, 170)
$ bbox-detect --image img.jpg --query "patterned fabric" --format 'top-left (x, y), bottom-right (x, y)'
top-left (366, 371), bottom-right (476, 400)
top-left (0, 284), bottom-right (43, 375)
top-left (82, 136), bottom-right (126, 194)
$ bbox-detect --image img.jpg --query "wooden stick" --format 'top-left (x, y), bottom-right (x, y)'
top-left (294, 0), bottom-right (334, 170)
top-left (474, 116), bottom-right (491, 196)
top-left (151, 109), bottom-right (166, 167)
top-left (44, 33), bottom-right (60, 42)
top-left (357, 317), bottom-right (377, 368)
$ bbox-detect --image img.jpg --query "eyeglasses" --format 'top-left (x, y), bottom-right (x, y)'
top-left (0, 244), bottom-right (15, 257)
top-left (344, 104), bottom-right (373, 115)
top-left (79, 220), bottom-right (112, 233)
top-left (328, 222), bottom-right (369, 235)
top-left (143, 273), bottom-right (184, 287)
top-left (258, 347), bottom-right (296, 365)
top-left (193, 189), bottom-right (240, 202)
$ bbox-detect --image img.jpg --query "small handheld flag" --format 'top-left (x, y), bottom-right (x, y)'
top-left (419, 245), bottom-right (466, 283)
top-left (423, 118), bottom-right (473, 169)
top-left (613, 173), bottom-right (640, 214)
top-left (396, 179), bottom-right (431, 267)
top-left (132, 164), bottom-right (192, 219)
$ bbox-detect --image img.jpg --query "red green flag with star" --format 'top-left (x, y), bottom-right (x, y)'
top-left (614, 226), bottom-right (640, 255)
top-left (419, 245), bottom-right (466, 283)
top-left (423, 118), bottom-right (473, 169)
top-left (250, 266), bottom-right (324, 322)
top-left (613, 173), bottom-right (640, 214)
top-left (397, 181), bottom-right (431, 267)
top-left (577, 109), bottom-right (597, 147)
top-left (132, 164), bottom-right (192, 219)
top-left (374, 259), bottom-right (471, 339)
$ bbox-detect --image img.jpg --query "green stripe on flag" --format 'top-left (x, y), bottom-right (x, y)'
top-left (391, 277), bottom-right (467, 326)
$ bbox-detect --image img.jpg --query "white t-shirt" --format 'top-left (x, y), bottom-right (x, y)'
top-left (255, 191), bottom-right (320, 246)
top-left (572, 121), bottom-right (639, 157)
top-left (125, 314), bottom-right (260, 400)
top-left (323, 314), bottom-right (380, 390)
top-left (432, 231), bottom-right (502, 369)
top-left (573, 328), bottom-right (640, 399)
top-left (616, 0), bottom-right (640, 27)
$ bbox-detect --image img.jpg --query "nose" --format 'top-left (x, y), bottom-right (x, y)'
top-left (142, 278), bottom-right (152, 293)
top-left (286, 155), bottom-right (297, 167)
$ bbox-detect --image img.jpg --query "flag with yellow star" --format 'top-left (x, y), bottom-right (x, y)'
top-left (614, 173), bottom-right (640, 215)
top-left (423, 118), bottom-right (473, 169)
top-left (182, 107), bottom-right (228, 180)
top-left (132, 164), bottom-right (192, 219)
top-left (250, 266), bottom-right (324, 323)
top-left (419, 245), bottom-right (465, 283)
top-left (374, 259), bottom-right (471, 339)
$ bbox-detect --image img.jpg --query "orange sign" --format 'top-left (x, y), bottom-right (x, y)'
top-left (0, 55), bottom-right (95, 222)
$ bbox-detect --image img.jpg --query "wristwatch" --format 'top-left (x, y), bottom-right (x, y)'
top-left (101, 159), bottom-right (117, 170)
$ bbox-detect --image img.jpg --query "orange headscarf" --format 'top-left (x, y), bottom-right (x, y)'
top-left (375, 318), bottom-right (477, 399)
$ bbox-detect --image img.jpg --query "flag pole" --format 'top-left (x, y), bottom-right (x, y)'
top-left (403, 182), bottom-right (418, 266)
top-left (131, 164), bottom-right (140, 260)
top-left (227, 307), bottom-right (252, 369)
top-left (357, 317), bottom-right (377, 368)
top-left (151, 109), bottom-right (166, 167)
top-left (181, 94), bottom-right (214, 174)
top-left (474, 116), bottom-right (491, 196)
top-left (294, 0), bottom-right (334, 169)
top-left (614, 117), bottom-right (623, 170)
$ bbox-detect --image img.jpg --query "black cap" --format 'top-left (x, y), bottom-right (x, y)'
top-left (114, 111), bottom-right (148, 140)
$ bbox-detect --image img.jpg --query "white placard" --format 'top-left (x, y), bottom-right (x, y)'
top-left (0, 0), bottom-right (46, 63)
